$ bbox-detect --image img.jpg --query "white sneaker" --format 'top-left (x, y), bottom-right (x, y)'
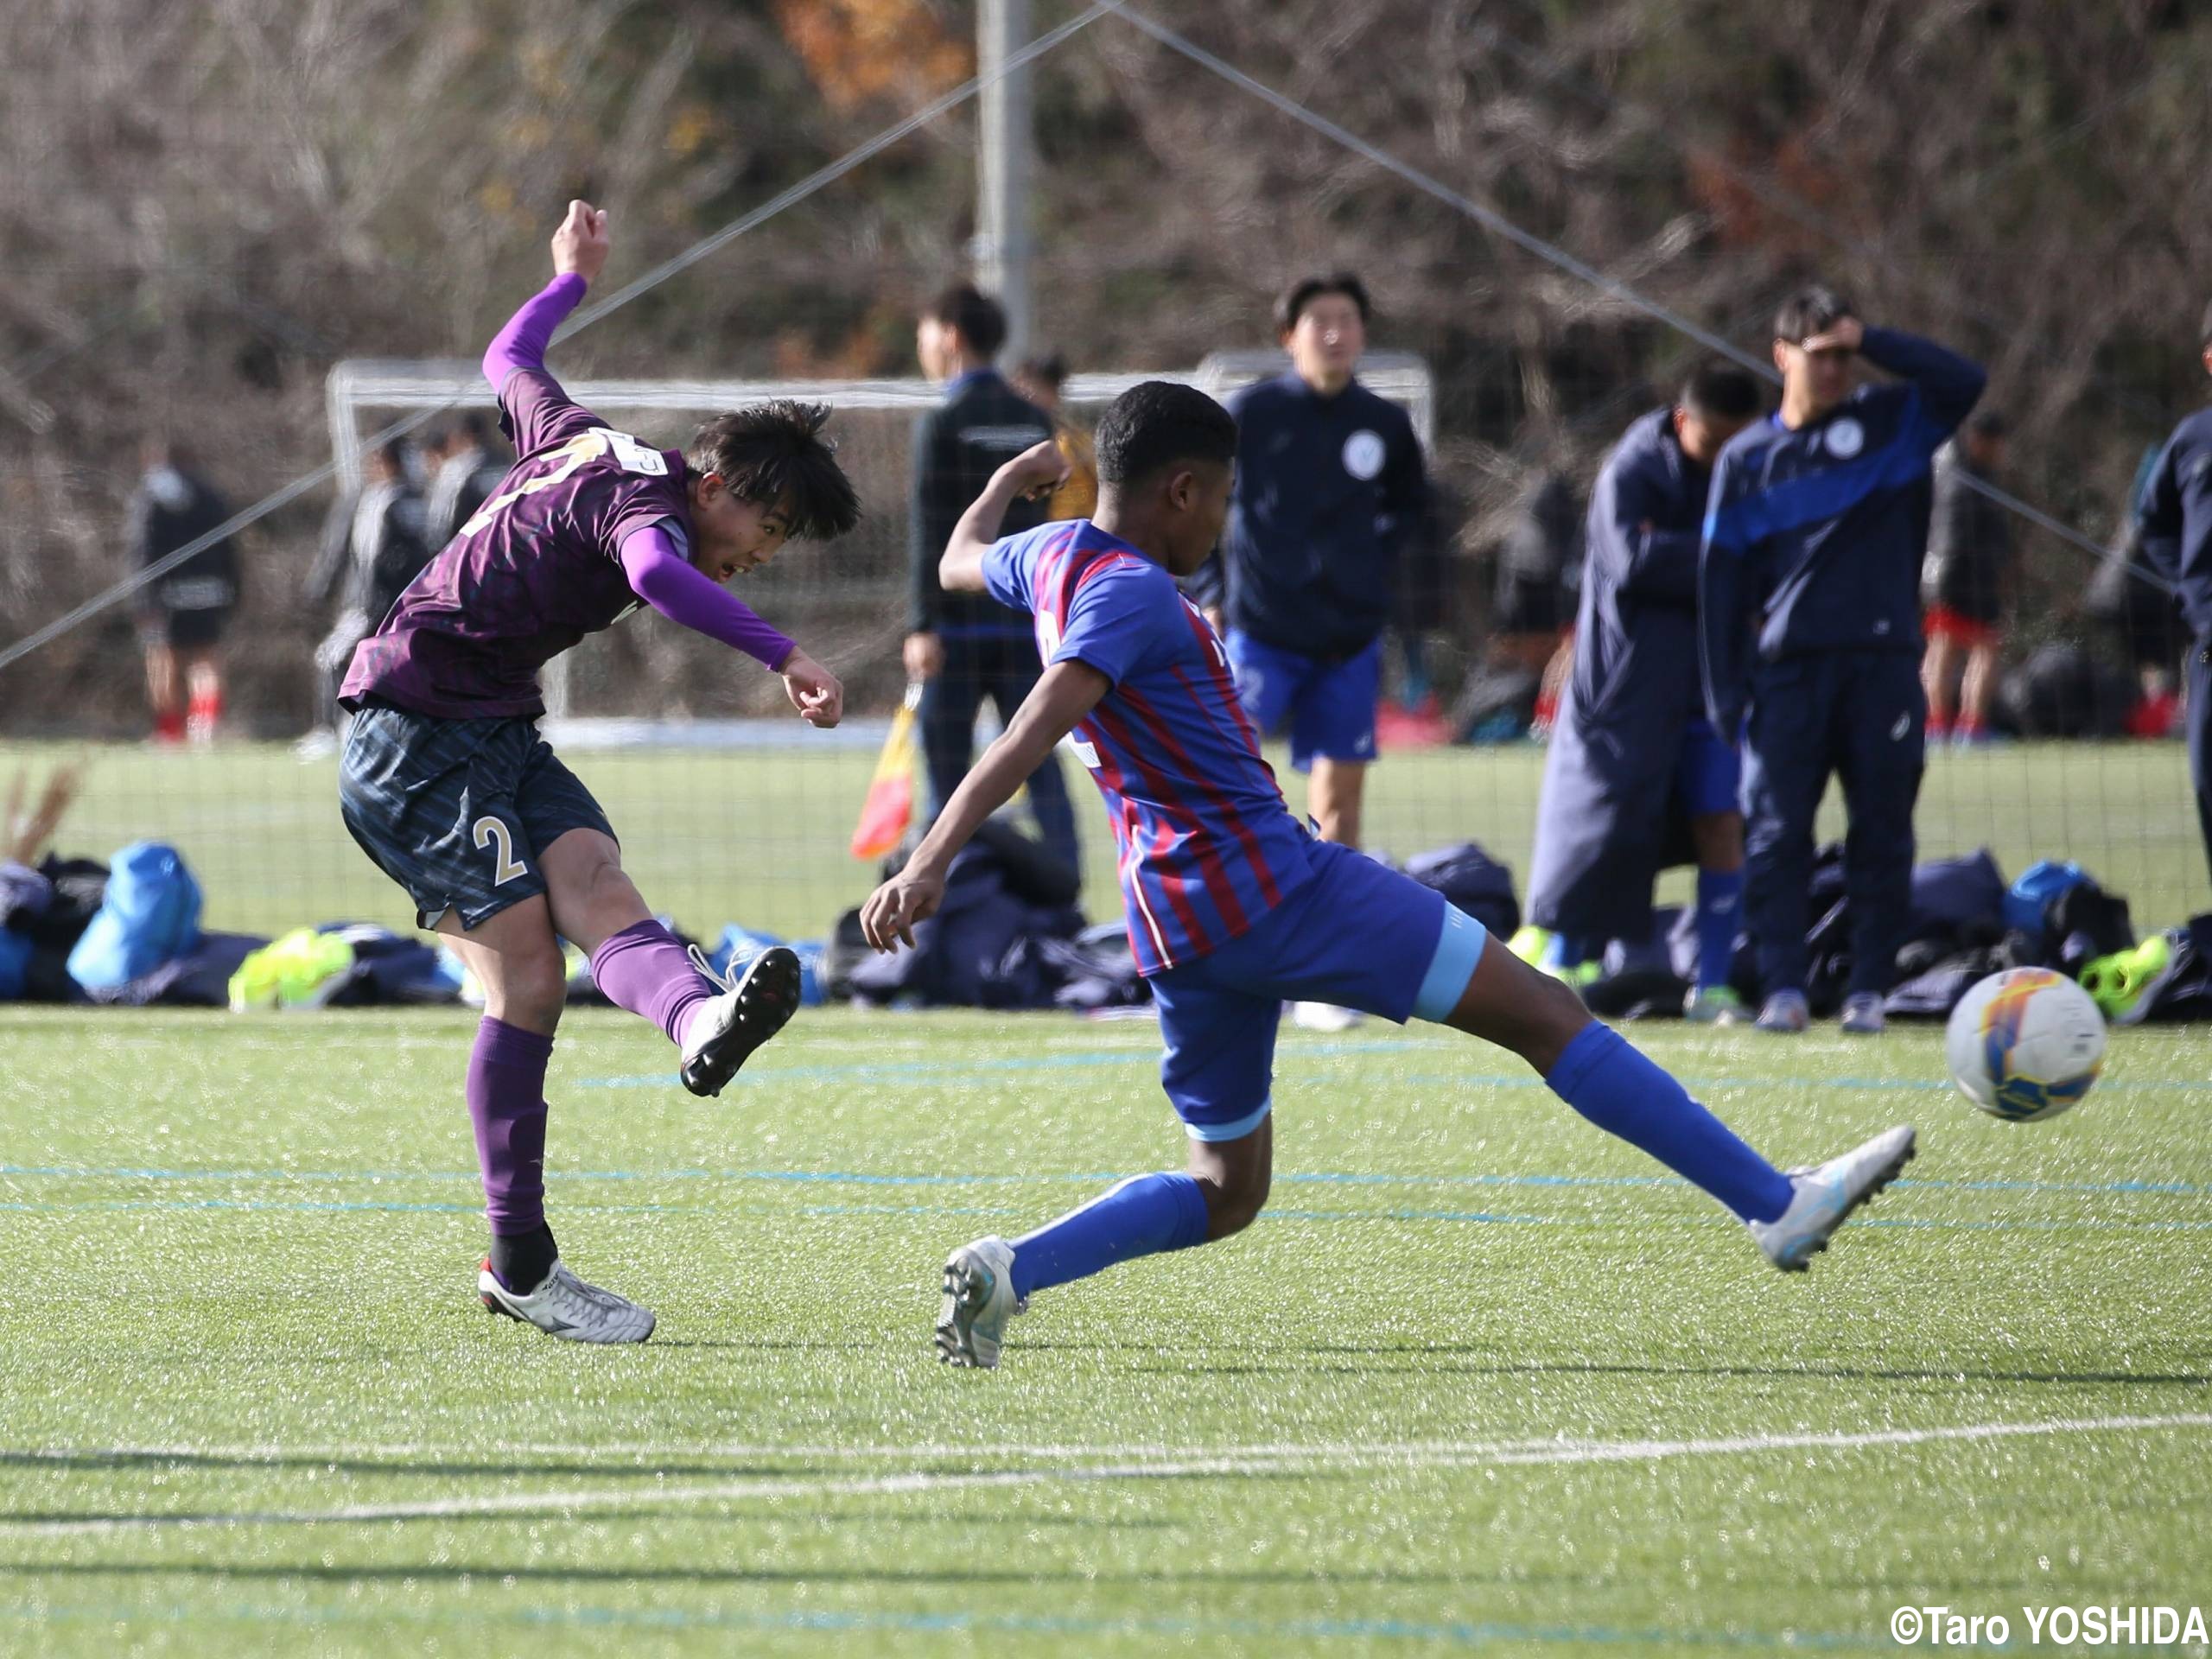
top-left (1291, 1001), bottom-right (1363, 1033)
top-left (680, 944), bottom-right (801, 1097)
top-left (478, 1257), bottom-right (657, 1343)
top-left (1747, 1126), bottom-right (1916, 1272)
top-left (937, 1236), bottom-right (1024, 1370)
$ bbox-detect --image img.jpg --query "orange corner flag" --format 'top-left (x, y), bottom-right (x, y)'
top-left (849, 684), bottom-right (921, 860)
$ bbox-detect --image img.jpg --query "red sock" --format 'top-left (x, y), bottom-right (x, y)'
top-left (154, 710), bottom-right (185, 744)
top-left (188, 688), bottom-right (222, 738)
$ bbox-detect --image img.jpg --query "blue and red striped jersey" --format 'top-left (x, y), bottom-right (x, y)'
top-left (983, 520), bottom-right (1314, 975)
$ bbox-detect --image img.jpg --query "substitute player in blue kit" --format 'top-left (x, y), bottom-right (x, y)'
top-left (861, 381), bottom-right (1916, 1371)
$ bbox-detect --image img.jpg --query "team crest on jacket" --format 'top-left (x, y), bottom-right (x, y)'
top-left (1825, 417), bottom-right (1866, 459)
top-left (1343, 430), bottom-right (1386, 480)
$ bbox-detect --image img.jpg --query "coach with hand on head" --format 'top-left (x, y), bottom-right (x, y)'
top-left (1699, 289), bottom-right (1986, 1036)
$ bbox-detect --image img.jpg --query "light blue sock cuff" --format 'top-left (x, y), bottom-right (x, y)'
top-left (1412, 905), bottom-right (1489, 1023)
top-left (1185, 1096), bottom-right (1273, 1142)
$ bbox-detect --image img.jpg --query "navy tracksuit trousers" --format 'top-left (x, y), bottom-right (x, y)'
top-left (1741, 648), bottom-right (1925, 998)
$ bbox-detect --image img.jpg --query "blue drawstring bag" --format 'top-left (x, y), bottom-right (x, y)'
top-left (66, 842), bottom-right (203, 992)
top-left (2004, 860), bottom-right (2089, 940)
top-left (706, 924), bottom-right (825, 1006)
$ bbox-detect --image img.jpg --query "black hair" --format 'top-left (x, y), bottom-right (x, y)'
top-left (1014, 352), bottom-right (1068, 391)
top-left (1966, 408), bottom-right (2009, 440)
top-left (1774, 284), bottom-right (1856, 344)
top-left (686, 402), bottom-right (861, 542)
top-left (922, 283), bottom-right (1007, 359)
top-left (370, 438), bottom-right (408, 472)
top-left (1276, 271), bottom-right (1371, 335)
top-left (454, 410), bottom-right (492, 446)
top-left (1681, 360), bottom-right (1762, 423)
top-left (1096, 381), bottom-right (1237, 491)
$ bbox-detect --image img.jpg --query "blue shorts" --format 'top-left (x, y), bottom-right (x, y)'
top-left (1147, 840), bottom-right (1489, 1141)
top-left (338, 702), bottom-right (615, 931)
top-left (1677, 717), bottom-right (1741, 819)
top-left (1225, 630), bottom-right (1381, 772)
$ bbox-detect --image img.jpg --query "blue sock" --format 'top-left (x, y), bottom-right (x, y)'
top-left (1694, 869), bottom-right (1745, 991)
top-left (1007, 1173), bottom-right (1213, 1300)
top-left (1546, 1023), bottom-right (1793, 1224)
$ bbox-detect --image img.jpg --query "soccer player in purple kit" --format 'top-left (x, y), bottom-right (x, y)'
top-left (861, 382), bottom-right (1916, 1370)
top-left (338, 202), bottom-right (861, 1343)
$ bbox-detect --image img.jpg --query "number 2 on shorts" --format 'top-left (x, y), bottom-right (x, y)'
top-left (472, 816), bottom-right (528, 886)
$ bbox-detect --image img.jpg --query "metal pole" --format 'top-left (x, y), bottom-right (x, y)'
top-left (974, 0), bottom-right (1032, 361)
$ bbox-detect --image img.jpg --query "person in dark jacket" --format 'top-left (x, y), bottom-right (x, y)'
top-left (1528, 364), bottom-right (1764, 1017)
top-left (903, 285), bottom-right (1077, 882)
top-left (424, 412), bottom-right (511, 550)
top-left (1700, 287), bottom-right (1986, 1036)
top-left (1186, 273), bottom-right (1427, 852)
top-left (2135, 296), bottom-right (2212, 887)
top-left (126, 438), bottom-right (240, 746)
top-left (307, 439), bottom-right (431, 730)
top-left (1920, 409), bottom-right (2013, 744)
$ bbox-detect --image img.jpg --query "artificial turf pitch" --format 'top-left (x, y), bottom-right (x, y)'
top-left (2, 1004), bottom-right (2207, 1656)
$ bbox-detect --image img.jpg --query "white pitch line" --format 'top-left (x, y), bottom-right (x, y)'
top-left (7, 1413), bottom-right (2208, 1536)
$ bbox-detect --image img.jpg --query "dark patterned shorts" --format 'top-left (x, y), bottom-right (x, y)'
top-left (338, 702), bottom-right (615, 931)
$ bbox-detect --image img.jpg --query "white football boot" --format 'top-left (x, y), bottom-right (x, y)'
top-left (680, 944), bottom-right (802, 1097)
top-left (1748, 1125), bottom-right (1916, 1272)
top-left (936, 1236), bottom-right (1024, 1370)
top-left (478, 1258), bottom-right (657, 1344)
top-left (1290, 1001), bottom-right (1363, 1033)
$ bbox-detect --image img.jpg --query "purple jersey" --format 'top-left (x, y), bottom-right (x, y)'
top-left (340, 369), bottom-right (693, 719)
top-left (983, 520), bottom-right (1314, 975)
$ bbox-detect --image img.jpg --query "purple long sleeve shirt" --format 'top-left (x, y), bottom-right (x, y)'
top-left (341, 274), bottom-right (793, 718)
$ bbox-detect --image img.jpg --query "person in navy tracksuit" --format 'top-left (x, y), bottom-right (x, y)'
top-left (1186, 273), bottom-right (1427, 854)
top-left (2135, 298), bottom-right (2212, 889)
top-left (1699, 288), bottom-right (1986, 1035)
top-left (1526, 363), bottom-right (1763, 1018)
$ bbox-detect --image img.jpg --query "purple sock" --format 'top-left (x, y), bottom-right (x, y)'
top-left (466, 1017), bottom-right (554, 1236)
top-left (590, 919), bottom-right (715, 1048)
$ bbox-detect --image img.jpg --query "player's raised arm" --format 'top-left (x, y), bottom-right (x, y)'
top-left (481, 200), bottom-right (609, 391)
top-left (1847, 317), bottom-right (1987, 443)
top-left (938, 440), bottom-right (1070, 594)
top-left (861, 658), bottom-right (1106, 950)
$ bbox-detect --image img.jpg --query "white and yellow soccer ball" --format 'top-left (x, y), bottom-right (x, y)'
top-left (1944, 968), bottom-right (2107, 1122)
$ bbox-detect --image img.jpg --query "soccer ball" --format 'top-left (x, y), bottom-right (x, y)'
top-left (1944, 968), bottom-right (2106, 1122)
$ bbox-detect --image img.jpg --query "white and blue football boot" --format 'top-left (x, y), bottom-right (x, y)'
top-left (1748, 1125), bottom-right (1916, 1272)
top-left (936, 1236), bottom-right (1024, 1369)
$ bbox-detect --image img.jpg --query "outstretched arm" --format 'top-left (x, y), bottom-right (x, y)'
top-left (938, 440), bottom-right (1070, 594)
top-left (861, 659), bottom-right (1106, 949)
top-left (618, 524), bottom-right (843, 727)
top-left (482, 200), bottom-right (609, 391)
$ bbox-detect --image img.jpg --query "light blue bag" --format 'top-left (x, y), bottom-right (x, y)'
top-left (66, 842), bottom-right (203, 991)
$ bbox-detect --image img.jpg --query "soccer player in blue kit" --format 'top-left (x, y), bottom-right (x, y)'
top-left (861, 381), bottom-right (1916, 1370)
top-left (339, 202), bottom-right (861, 1342)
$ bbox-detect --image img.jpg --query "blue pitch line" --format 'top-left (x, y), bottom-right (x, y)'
top-left (7, 1194), bottom-right (2212, 1233)
top-left (3, 1164), bottom-right (2208, 1200)
top-left (575, 1043), bottom-right (2212, 1097)
top-left (578, 1036), bottom-right (1428, 1090)
top-left (0, 1596), bottom-right (1894, 1650)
